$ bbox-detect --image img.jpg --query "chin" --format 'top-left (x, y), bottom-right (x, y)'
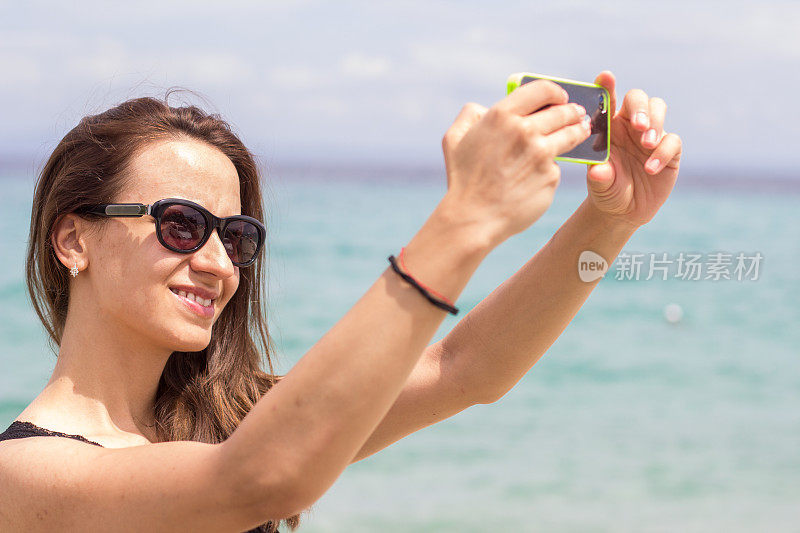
top-left (164, 326), bottom-right (213, 353)
top-left (178, 336), bottom-right (213, 353)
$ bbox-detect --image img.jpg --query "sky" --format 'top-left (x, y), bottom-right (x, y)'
top-left (1, 0), bottom-right (798, 175)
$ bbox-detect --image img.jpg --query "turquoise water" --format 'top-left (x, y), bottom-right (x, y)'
top-left (1, 168), bottom-right (798, 532)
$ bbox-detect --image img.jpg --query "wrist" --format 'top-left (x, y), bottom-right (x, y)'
top-left (395, 202), bottom-right (493, 311)
top-left (433, 193), bottom-right (504, 253)
top-left (579, 198), bottom-right (640, 240)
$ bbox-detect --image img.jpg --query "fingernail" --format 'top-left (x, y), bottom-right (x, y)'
top-left (645, 129), bottom-right (657, 144)
top-left (646, 158), bottom-right (660, 172)
top-left (635, 112), bottom-right (648, 127)
top-left (575, 104), bottom-right (586, 116)
top-left (582, 115), bottom-right (591, 129)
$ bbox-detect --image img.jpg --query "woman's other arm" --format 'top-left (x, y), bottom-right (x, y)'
top-left (440, 199), bottom-right (635, 403)
top-left (435, 71), bottom-right (683, 402)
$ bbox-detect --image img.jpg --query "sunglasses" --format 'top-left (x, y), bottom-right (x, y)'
top-left (77, 198), bottom-right (266, 267)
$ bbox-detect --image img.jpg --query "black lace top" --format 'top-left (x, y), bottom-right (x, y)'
top-left (0, 420), bottom-right (274, 532)
top-left (0, 420), bottom-right (104, 447)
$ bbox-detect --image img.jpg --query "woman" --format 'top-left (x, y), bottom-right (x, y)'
top-left (0, 71), bottom-right (681, 532)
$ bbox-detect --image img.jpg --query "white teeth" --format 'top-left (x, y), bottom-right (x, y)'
top-left (172, 288), bottom-right (213, 307)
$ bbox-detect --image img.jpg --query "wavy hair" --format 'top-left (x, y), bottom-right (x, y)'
top-left (25, 92), bottom-right (302, 532)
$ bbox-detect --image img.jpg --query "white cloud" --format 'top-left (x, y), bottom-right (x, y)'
top-left (0, 52), bottom-right (42, 85)
top-left (64, 38), bottom-right (129, 80)
top-left (303, 94), bottom-right (349, 117)
top-left (168, 52), bottom-right (256, 86)
top-left (339, 52), bottom-right (391, 80)
top-left (268, 65), bottom-right (319, 90)
top-left (62, 39), bottom-right (257, 89)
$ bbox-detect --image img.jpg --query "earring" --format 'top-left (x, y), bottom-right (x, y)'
top-left (70, 262), bottom-right (79, 278)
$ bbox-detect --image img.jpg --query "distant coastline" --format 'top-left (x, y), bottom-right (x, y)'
top-left (1, 154), bottom-right (798, 194)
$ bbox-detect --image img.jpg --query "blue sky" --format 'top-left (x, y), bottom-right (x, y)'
top-left (1, 1), bottom-right (798, 173)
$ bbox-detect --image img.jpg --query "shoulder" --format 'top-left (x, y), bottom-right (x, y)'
top-left (0, 432), bottom-right (105, 473)
top-left (0, 435), bottom-right (105, 527)
top-left (0, 432), bottom-right (261, 531)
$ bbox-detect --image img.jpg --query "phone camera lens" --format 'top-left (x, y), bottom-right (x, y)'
top-left (598, 93), bottom-right (607, 114)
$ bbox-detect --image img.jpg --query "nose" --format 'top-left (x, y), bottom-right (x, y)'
top-left (190, 228), bottom-right (236, 278)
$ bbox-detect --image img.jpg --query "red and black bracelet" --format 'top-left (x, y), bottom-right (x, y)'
top-left (387, 247), bottom-right (459, 315)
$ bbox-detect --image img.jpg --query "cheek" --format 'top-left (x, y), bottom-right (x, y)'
top-left (219, 270), bottom-right (241, 309)
top-left (92, 224), bottom-right (173, 309)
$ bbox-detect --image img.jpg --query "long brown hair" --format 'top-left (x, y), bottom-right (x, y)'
top-left (25, 91), bottom-right (303, 532)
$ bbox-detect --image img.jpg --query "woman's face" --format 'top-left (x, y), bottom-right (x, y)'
top-left (83, 138), bottom-right (243, 353)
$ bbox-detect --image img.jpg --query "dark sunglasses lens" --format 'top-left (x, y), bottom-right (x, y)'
top-left (222, 220), bottom-right (260, 265)
top-left (160, 204), bottom-right (207, 250)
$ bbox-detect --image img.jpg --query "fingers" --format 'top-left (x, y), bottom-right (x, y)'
top-left (530, 102), bottom-right (587, 134)
top-left (526, 101), bottom-right (593, 157)
top-left (497, 79), bottom-right (569, 116)
top-left (644, 132), bottom-right (682, 175)
top-left (642, 97), bottom-right (666, 149)
top-left (594, 70), bottom-right (617, 116)
top-left (547, 120), bottom-right (591, 156)
top-left (620, 89), bottom-right (651, 131)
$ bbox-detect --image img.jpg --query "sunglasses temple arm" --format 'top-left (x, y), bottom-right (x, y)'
top-left (95, 204), bottom-right (151, 217)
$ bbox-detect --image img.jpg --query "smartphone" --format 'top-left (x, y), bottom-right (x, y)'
top-left (506, 72), bottom-right (610, 165)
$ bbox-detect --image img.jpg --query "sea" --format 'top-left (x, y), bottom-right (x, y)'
top-left (1, 163), bottom-right (798, 532)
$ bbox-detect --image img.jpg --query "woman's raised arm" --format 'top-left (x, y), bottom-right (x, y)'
top-left (219, 79), bottom-right (592, 521)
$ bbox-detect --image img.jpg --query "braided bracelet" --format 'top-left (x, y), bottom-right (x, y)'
top-left (387, 247), bottom-right (459, 315)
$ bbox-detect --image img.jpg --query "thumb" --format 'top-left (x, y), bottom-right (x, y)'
top-left (586, 161), bottom-right (616, 194)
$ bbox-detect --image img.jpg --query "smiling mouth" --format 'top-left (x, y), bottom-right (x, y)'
top-left (169, 288), bottom-right (215, 318)
top-left (170, 288), bottom-right (214, 307)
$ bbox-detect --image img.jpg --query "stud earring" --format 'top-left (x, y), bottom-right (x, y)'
top-left (70, 262), bottom-right (79, 278)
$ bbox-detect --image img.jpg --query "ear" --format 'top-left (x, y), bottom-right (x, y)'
top-left (51, 213), bottom-right (91, 274)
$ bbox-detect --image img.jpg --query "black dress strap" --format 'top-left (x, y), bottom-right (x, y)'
top-left (0, 420), bottom-right (104, 447)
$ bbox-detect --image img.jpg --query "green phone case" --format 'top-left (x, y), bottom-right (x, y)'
top-left (506, 72), bottom-right (611, 165)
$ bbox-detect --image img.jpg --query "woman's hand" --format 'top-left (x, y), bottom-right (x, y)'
top-left (439, 79), bottom-right (591, 247)
top-left (585, 71), bottom-right (683, 229)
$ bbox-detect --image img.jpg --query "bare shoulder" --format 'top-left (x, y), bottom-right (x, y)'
top-left (0, 434), bottom-right (267, 531)
top-left (0, 437), bottom-right (97, 525)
